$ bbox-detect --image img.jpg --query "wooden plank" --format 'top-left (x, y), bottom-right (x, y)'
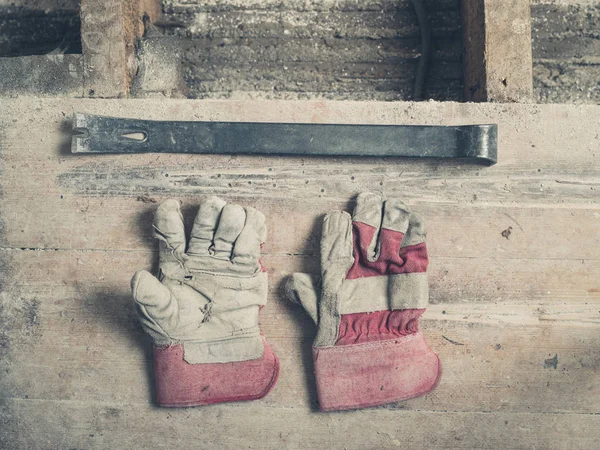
top-left (461, 0), bottom-right (533, 102)
top-left (0, 99), bottom-right (598, 254)
top-left (1, 249), bottom-right (599, 412)
top-left (3, 398), bottom-right (600, 450)
top-left (80, 0), bottom-right (161, 97)
top-left (0, 99), bottom-right (598, 448)
top-left (159, 8), bottom-right (461, 40)
top-left (80, 0), bottom-right (129, 97)
top-left (160, 0), bottom-right (460, 13)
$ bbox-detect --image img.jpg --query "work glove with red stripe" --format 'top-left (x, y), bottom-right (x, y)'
top-left (286, 192), bottom-right (441, 411)
top-left (131, 197), bottom-right (279, 407)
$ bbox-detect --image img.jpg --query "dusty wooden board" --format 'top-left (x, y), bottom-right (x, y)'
top-left (80, 0), bottom-right (161, 98)
top-left (3, 398), bottom-right (600, 450)
top-left (0, 99), bottom-right (599, 449)
top-left (461, 0), bottom-right (533, 102)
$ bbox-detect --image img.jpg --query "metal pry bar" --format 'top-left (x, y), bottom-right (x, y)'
top-left (71, 113), bottom-right (498, 165)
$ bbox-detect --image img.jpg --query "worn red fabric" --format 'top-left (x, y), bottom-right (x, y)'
top-left (313, 218), bottom-right (440, 411)
top-left (346, 222), bottom-right (428, 279)
top-left (314, 331), bottom-right (441, 411)
top-left (153, 338), bottom-right (279, 407)
top-left (336, 309), bottom-right (425, 345)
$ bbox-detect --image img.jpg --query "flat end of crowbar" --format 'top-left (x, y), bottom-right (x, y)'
top-left (71, 112), bottom-right (91, 153)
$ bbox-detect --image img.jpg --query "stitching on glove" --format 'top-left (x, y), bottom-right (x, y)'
top-left (153, 224), bottom-right (187, 267)
top-left (201, 301), bottom-right (213, 322)
top-left (186, 268), bottom-right (260, 279)
top-left (171, 326), bottom-right (262, 344)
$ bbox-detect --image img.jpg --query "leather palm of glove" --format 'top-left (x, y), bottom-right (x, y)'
top-left (131, 197), bottom-right (279, 407)
top-left (286, 192), bottom-right (441, 411)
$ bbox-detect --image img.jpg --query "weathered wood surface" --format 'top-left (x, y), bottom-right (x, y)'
top-left (0, 98), bottom-right (599, 449)
top-left (461, 0), bottom-right (533, 102)
top-left (80, 0), bottom-right (161, 98)
top-left (80, 0), bottom-right (130, 97)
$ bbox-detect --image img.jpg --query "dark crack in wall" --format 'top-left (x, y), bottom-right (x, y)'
top-left (0, 3), bottom-right (81, 57)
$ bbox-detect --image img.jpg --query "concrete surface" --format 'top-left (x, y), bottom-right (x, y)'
top-left (0, 54), bottom-right (84, 96)
top-left (532, 2), bottom-right (600, 104)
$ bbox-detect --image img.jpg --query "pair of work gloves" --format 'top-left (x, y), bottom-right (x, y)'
top-left (131, 193), bottom-right (441, 411)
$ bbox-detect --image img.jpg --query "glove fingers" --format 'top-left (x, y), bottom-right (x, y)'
top-left (396, 211), bottom-right (429, 273)
top-left (351, 192), bottom-right (383, 261)
top-left (213, 203), bottom-right (246, 259)
top-left (232, 206), bottom-right (267, 268)
top-left (381, 198), bottom-right (411, 233)
top-left (353, 192), bottom-right (383, 228)
top-left (153, 199), bottom-right (188, 263)
top-left (285, 273), bottom-right (320, 325)
top-left (320, 211), bottom-right (353, 267)
top-left (188, 196), bottom-right (227, 255)
top-left (378, 198), bottom-right (411, 263)
top-left (131, 270), bottom-right (179, 335)
top-left (402, 212), bottom-right (427, 247)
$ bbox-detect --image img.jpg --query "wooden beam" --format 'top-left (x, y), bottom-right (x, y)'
top-left (461, 0), bottom-right (533, 102)
top-left (80, 0), bottom-right (161, 98)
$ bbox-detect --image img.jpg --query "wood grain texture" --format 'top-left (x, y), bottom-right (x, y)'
top-left (80, 0), bottom-right (129, 97)
top-left (0, 98), bottom-right (599, 449)
top-left (80, 0), bottom-right (160, 98)
top-left (461, 0), bottom-right (533, 102)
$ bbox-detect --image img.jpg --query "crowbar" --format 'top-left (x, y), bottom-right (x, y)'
top-left (71, 113), bottom-right (498, 165)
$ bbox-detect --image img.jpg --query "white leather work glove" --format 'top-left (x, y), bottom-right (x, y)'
top-left (131, 197), bottom-right (279, 407)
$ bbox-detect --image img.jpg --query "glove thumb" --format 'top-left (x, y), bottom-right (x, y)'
top-left (285, 273), bottom-right (320, 325)
top-left (131, 270), bottom-right (179, 339)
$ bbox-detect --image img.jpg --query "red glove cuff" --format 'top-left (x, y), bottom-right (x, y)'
top-left (153, 337), bottom-right (280, 407)
top-left (313, 331), bottom-right (442, 411)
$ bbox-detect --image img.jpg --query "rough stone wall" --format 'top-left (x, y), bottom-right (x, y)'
top-left (532, 2), bottom-right (600, 104)
top-left (0, 0), bottom-right (599, 103)
top-left (153, 0), bottom-right (463, 101)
